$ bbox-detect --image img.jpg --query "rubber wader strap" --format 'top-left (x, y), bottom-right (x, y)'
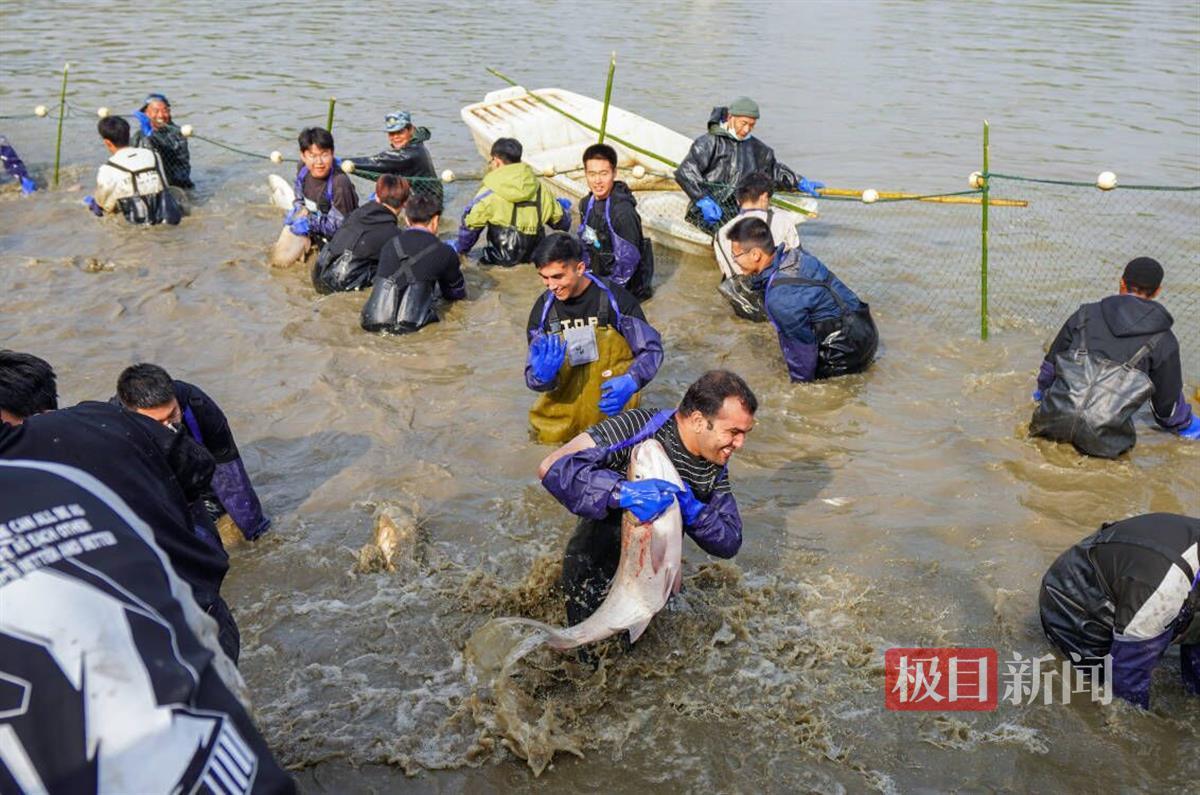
top-left (771, 273), bottom-right (850, 315)
top-left (509, 184), bottom-right (543, 227)
top-left (390, 235), bottom-right (444, 282)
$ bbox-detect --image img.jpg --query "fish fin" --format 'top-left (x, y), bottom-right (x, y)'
top-left (627, 618), bottom-right (652, 644)
top-left (672, 569), bottom-right (683, 594)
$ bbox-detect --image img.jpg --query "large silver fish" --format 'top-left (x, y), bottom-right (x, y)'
top-left (513, 438), bottom-right (684, 650)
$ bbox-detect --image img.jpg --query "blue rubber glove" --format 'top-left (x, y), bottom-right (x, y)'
top-left (676, 481), bottom-right (705, 526)
top-left (528, 333), bottom-right (566, 385)
top-left (288, 215), bottom-right (311, 236)
top-left (83, 195), bottom-right (103, 217)
top-left (133, 110), bottom-right (153, 136)
top-left (556, 197), bottom-right (572, 215)
top-left (1178, 415), bottom-right (1200, 440)
top-left (1032, 389), bottom-right (1043, 403)
top-left (366, 191), bottom-right (377, 203)
top-left (796, 177), bottom-right (825, 197)
top-left (19, 176), bottom-right (36, 195)
top-left (598, 373), bottom-right (638, 416)
top-left (614, 478), bottom-right (683, 523)
top-left (696, 195), bottom-right (723, 225)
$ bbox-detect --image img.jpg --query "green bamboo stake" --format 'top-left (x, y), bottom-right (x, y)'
top-left (52, 62), bottom-right (69, 188)
top-left (326, 97), bottom-right (336, 132)
top-left (485, 67), bottom-right (812, 216)
top-left (980, 120), bottom-right (990, 341)
top-left (598, 52), bottom-right (616, 143)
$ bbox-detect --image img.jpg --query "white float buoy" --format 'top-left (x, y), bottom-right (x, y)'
top-left (1097, 171), bottom-right (1117, 190)
top-left (861, 188), bottom-right (879, 204)
top-left (269, 150), bottom-right (283, 164)
top-left (180, 124), bottom-right (193, 138)
top-left (341, 160), bottom-right (355, 174)
top-left (97, 106), bottom-right (109, 118)
top-left (631, 165), bottom-right (646, 179)
top-left (440, 169), bottom-right (455, 183)
top-left (968, 171), bottom-right (984, 189)
top-left (542, 166), bottom-right (555, 177)
top-left (34, 105), bottom-right (48, 117)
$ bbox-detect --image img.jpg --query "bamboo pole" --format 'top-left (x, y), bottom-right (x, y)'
top-left (598, 52), bottom-right (616, 143)
top-left (326, 97), bottom-right (336, 132)
top-left (980, 120), bottom-right (990, 341)
top-left (52, 63), bottom-right (69, 188)
top-left (816, 186), bottom-right (1026, 208)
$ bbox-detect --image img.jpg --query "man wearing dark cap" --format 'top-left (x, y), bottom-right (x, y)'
top-left (131, 92), bottom-right (193, 189)
top-left (674, 96), bottom-right (822, 233)
top-left (347, 109), bottom-right (441, 203)
top-left (1031, 257), bottom-right (1199, 457)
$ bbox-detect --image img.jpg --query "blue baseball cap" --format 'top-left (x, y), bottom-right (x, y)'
top-left (140, 93), bottom-right (170, 111)
top-left (384, 110), bottom-right (412, 132)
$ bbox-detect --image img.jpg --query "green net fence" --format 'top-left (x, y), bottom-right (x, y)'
top-left (985, 175), bottom-right (1198, 371)
top-left (698, 177), bottom-right (1198, 380)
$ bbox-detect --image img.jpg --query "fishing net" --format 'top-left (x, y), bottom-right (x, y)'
top-left (985, 175), bottom-right (1199, 375)
top-left (693, 175), bottom-right (1198, 379)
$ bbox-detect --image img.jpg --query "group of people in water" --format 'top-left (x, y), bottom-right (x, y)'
top-left (1, 91), bottom-right (1198, 791)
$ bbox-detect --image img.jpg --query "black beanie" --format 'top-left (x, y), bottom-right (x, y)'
top-left (1122, 257), bottom-right (1164, 293)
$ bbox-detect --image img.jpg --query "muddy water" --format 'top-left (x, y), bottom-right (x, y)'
top-left (3, 1), bottom-right (1199, 792)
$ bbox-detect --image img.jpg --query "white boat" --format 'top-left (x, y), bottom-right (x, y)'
top-left (460, 86), bottom-right (816, 259)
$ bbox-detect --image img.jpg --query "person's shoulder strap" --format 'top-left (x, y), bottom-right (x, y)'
top-left (539, 290), bottom-right (558, 328)
top-left (585, 273), bottom-right (624, 324)
top-left (391, 234), bottom-right (443, 275)
top-left (771, 271), bottom-right (848, 313)
top-left (1125, 332), bottom-right (1165, 368)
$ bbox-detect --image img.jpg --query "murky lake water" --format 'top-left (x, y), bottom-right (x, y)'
top-left (2, 1), bottom-right (1198, 791)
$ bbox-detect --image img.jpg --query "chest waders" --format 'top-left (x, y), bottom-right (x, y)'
top-left (530, 275), bottom-right (640, 444)
top-left (483, 185), bottom-right (545, 265)
top-left (1041, 522), bottom-right (1200, 662)
top-left (766, 270), bottom-right (879, 380)
top-left (360, 237), bottom-right (443, 333)
top-left (578, 194), bottom-right (641, 284)
top-left (296, 165), bottom-right (345, 245)
top-left (106, 155), bottom-right (179, 225)
top-left (1030, 308), bottom-right (1162, 459)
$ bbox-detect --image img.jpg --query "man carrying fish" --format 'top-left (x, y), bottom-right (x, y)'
top-left (675, 96), bottom-right (823, 233)
top-left (537, 370), bottom-right (756, 635)
top-left (525, 232), bottom-right (663, 445)
top-left (283, 127), bottom-right (359, 250)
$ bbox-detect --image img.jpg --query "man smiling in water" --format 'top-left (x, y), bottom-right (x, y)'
top-left (131, 92), bottom-right (194, 189)
top-left (524, 232), bottom-right (663, 445)
top-left (284, 127), bottom-right (358, 250)
top-left (575, 143), bottom-right (654, 300)
top-left (537, 370), bottom-right (756, 634)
